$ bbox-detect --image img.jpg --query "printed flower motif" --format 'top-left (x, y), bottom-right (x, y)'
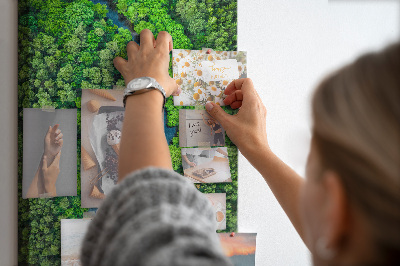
top-left (209, 85), bottom-right (220, 96)
top-left (214, 96), bottom-right (225, 106)
top-left (172, 49), bottom-right (246, 106)
top-left (237, 62), bottom-right (245, 75)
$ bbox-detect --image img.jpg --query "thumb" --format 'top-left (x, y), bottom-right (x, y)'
top-left (45, 126), bottom-right (52, 139)
top-left (42, 155), bottom-right (48, 171)
top-left (205, 102), bottom-right (231, 128)
top-left (52, 152), bottom-right (61, 166)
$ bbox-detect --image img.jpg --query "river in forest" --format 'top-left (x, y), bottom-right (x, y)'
top-left (90, 0), bottom-right (178, 143)
top-left (90, 0), bottom-right (139, 43)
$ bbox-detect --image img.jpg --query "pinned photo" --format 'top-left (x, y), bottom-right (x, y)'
top-left (23, 108), bottom-right (77, 198)
top-left (81, 89), bottom-right (124, 208)
top-left (179, 109), bottom-right (225, 147)
top-left (61, 219), bottom-right (91, 266)
top-left (219, 233), bottom-right (257, 266)
top-left (172, 49), bottom-right (247, 106)
top-left (182, 147), bottom-right (231, 183)
top-left (205, 193), bottom-right (226, 230)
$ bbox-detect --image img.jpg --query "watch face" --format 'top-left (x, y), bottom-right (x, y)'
top-left (131, 77), bottom-right (151, 89)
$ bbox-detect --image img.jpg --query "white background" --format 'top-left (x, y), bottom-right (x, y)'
top-left (0, 0), bottom-right (399, 265)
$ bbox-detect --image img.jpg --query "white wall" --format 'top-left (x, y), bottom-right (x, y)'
top-left (237, 0), bottom-right (399, 265)
top-left (0, 0), bottom-right (399, 265)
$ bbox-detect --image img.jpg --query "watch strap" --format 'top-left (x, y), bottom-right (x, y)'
top-left (123, 77), bottom-right (166, 111)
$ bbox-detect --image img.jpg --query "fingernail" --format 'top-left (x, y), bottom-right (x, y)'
top-left (205, 102), bottom-right (214, 111)
top-left (177, 86), bottom-right (182, 95)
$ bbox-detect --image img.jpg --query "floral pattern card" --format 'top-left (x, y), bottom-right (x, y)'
top-left (172, 49), bottom-right (247, 106)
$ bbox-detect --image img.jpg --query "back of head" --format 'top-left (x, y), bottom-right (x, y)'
top-left (312, 43), bottom-right (400, 264)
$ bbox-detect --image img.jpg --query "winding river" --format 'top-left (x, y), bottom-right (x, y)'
top-left (90, 0), bottom-right (139, 42)
top-left (90, 0), bottom-right (179, 143)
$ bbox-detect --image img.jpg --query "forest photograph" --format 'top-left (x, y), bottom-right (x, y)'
top-left (18, 1), bottom-right (238, 264)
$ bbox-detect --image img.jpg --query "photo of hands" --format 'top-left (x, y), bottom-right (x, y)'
top-left (23, 109), bottom-right (77, 198)
top-left (182, 147), bottom-right (231, 183)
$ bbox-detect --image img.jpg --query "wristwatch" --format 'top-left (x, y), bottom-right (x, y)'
top-left (123, 76), bottom-right (166, 110)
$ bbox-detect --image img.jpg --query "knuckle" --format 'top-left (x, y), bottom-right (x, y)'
top-left (141, 28), bottom-right (151, 34)
top-left (126, 41), bottom-right (135, 49)
top-left (244, 77), bottom-right (253, 84)
top-left (158, 31), bottom-right (168, 37)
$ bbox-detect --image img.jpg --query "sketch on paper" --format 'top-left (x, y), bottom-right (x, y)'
top-left (173, 49), bottom-right (247, 106)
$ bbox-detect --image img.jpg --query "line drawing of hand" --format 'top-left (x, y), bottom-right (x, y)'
top-left (44, 124), bottom-right (63, 161)
top-left (42, 152), bottom-right (61, 197)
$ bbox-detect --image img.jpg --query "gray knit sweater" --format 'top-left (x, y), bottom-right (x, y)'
top-left (81, 167), bottom-right (232, 266)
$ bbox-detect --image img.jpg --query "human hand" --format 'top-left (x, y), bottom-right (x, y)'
top-left (44, 124), bottom-right (63, 163)
top-left (113, 29), bottom-right (179, 97)
top-left (205, 78), bottom-right (269, 157)
top-left (42, 152), bottom-right (61, 196)
top-left (189, 161), bottom-right (197, 167)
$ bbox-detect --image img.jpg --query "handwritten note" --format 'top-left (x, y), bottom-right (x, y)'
top-left (200, 59), bottom-right (239, 81)
top-left (188, 121), bottom-right (202, 138)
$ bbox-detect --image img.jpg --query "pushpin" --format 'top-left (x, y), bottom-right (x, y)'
top-left (206, 49), bottom-right (212, 54)
top-left (230, 232), bottom-right (235, 237)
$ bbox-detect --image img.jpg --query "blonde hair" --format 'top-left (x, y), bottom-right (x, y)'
top-left (312, 43), bottom-right (400, 263)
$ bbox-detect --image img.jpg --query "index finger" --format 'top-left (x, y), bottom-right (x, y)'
top-left (52, 124), bottom-right (60, 133)
top-left (155, 31), bottom-right (173, 53)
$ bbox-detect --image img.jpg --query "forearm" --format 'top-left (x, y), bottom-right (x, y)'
top-left (182, 155), bottom-right (191, 164)
top-left (26, 168), bottom-right (41, 198)
top-left (216, 148), bottom-right (228, 157)
top-left (118, 90), bottom-right (172, 182)
top-left (243, 144), bottom-right (305, 241)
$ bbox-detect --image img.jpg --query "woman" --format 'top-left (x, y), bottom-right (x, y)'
top-left (81, 30), bottom-right (400, 265)
top-left (201, 113), bottom-right (224, 146)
